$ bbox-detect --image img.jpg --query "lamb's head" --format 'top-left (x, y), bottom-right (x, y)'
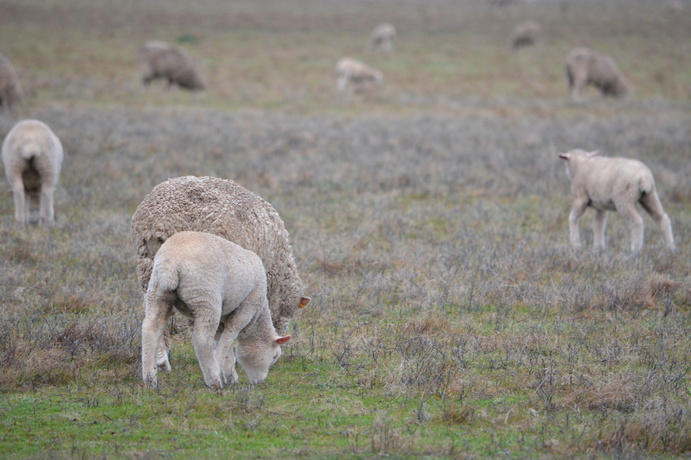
top-left (558, 149), bottom-right (598, 179)
top-left (236, 335), bottom-right (291, 384)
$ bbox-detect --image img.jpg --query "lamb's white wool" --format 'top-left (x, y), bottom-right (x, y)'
top-left (336, 57), bottom-right (383, 92)
top-left (559, 149), bottom-right (675, 253)
top-left (2, 119), bottom-right (63, 225)
top-left (371, 23), bottom-right (397, 53)
top-left (137, 40), bottom-right (206, 91)
top-left (565, 47), bottom-right (630, 100)
top-left (131, 176), bottom-right (309, 372)
top-left (142, 231), bottom-right (290, 390)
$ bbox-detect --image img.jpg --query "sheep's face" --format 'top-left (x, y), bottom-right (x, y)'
top-left (559, 150), bottom-right (599, 180)
top-left (236, 336), bottom-right (290, 384)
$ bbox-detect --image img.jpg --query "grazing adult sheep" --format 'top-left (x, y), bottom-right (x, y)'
top-left (2, 120), bottom-right (63, 225)
top-left (559, 149), bottom-right (675, 253)
top-left (565, 47), bottom-right (630, 100)
top-left (142, 231), bottom-right (290, 389)
top-left (512, 21), bottom-right (541, 50)
top-left (137, 40), bottom-right (206, 91)
top-left (0, 53), bottom-right (23, 111)
top-left (131, 176), bottom-right (309, 372)
top-left (336, 57), bottom-right (383, 92)
top-left (371, 23), bottom-right (397, 53)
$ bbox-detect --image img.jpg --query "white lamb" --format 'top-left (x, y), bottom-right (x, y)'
top-left (559, 149), bottom-right (675, 253)
top-left (2, 119), bottom-right (64, 225)
top-left (142, 231), bottom-right (291, 390)
top-left (336, 57), bottom-right (383, 92)
top-left (371, 23), bottom-right (397, 53)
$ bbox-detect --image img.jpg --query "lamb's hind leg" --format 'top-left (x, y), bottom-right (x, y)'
top-left (10, 178), bottom-right (26, 224)
top-left (640, 191), bottom-right (675, 251)
top-left (142, 294), bottom-right (173, 389)
top-left (617, 202), bottom-right (644, 253)
top-left (190, 305), bottom-right (223, 390)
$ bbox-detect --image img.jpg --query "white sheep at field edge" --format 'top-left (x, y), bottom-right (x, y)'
top-left (559, 149), bottom-right (675, 253)
top-left (565, 47), bottom-right (630, 100)
top-left (137, 41), bottom-right (206, 91)
top-left (336, 57), bottom-right (383, 92)
top-left (131, 176), bottom-right (309, 373)
top-left (371, 23), bottom-right (397, 53)
top-left (142, 231), bottom-right (290, 389)
top-left (0, 53), bottom-right (23, 111)
top-left (2, 119), bottom-right (63, 225)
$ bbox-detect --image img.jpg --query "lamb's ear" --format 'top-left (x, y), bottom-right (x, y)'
top-left (299, 297), bottom-right (311, 308)
top-left (274, 336), bottom-right (291, 346)
top-left (586, 150), bottom-right (599, 157)
top-left (558, 152), bottom-right (570, 160)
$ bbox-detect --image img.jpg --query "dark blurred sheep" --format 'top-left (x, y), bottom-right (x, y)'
top-left (371, 23), bottom-right (397, 53)
top-left (0, 53), bottom-right (23, 111)
top-left (137, 41), bottom-right (206, 91)
top-left (336, 57), bottom-right (383, 93)
top-left (565, 47), bottom-right (630, 100)
top-left (512, 21), bottom-right (541, 50)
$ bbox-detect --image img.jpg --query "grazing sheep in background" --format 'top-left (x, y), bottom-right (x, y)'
top-left (565, 47), bottom-right (630, 100)
top-left (131, 175), bottom-right (309, 373)
top-left (2, 119), bottom-right (63, 225)
top-left (512, 21), bottom-right (541, 50)
top-left (0, 53), bottom-right (23, 111)
top-left (559, 149), bottom-right (675, 253)
top-left (371, 23), bottom-right (397, 53)
top-left (142, 231), bottom-right (291, 389)
top-left (336, 57), bottom-right (383, 92)
top-left (137, 40), bottom-right (206, 91)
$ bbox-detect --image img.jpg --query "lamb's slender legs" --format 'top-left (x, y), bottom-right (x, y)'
top-left (568, 199), bottom-right (589, 250)
top-left (592, 210), bottom-right (608, 251)
top-left (39, 185), bottom-right (55, 225)
top-left (11, 178), bottom-right (26, 224)
top-left (216, 321), bottom-right (240, 386)
top-left (190, 306), bottom-right (223, 390)
top-left (640, 191), bottom-right (676, 251)
top-left (617, 203), bottom-right (644, 253)
top-left (142, 296), bottom-right (173, 389)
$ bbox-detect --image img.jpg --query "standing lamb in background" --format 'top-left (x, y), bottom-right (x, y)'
top-left (336, 57), bottom-right (383, 92)
top-left (511, 21), bottom-right (541, 50)
top-left (2, 120), bottom-right (63, 225)
top-left (131, 176), bottom-right (309, 373)
top-left (565, 47), bottom-right (630, 100)
top-left (0, 53), bottom-right (23, 111)
top-left (371, 23), bottom-right (397, 53)
top-left (142, 231), bottom-right (290, 390)
top-left (137, 41), bottom-right (206, 91)
top-left (559, 149), bottom-right (675, 253)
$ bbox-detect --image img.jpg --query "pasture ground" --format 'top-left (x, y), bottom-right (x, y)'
top-left (0, 0), bottom-right (690, 458)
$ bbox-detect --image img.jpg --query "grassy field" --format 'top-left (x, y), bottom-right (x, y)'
top-left (0, 0), bottom-right (690, 458)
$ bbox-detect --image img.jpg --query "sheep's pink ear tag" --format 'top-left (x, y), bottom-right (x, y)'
top-left (299, 297), bottom-right (311, 308)
top-left (275, 336), bottom-right (291, 345)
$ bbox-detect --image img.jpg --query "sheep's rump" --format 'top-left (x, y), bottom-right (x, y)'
top-left (131, 176), bottom-right (305, 334)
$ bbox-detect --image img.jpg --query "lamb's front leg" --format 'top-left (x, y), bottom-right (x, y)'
top-left (216, 321), bottom-right (239, 387)
top-left (592, 210), bottom-right (608, 251)
top-left (568, 198), bottom-right (588, 250)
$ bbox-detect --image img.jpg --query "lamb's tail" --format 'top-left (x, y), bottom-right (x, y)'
top-left (150, 261), bottom-right (180, 296)
top-left (20, 143), bottom-right (41, 160)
